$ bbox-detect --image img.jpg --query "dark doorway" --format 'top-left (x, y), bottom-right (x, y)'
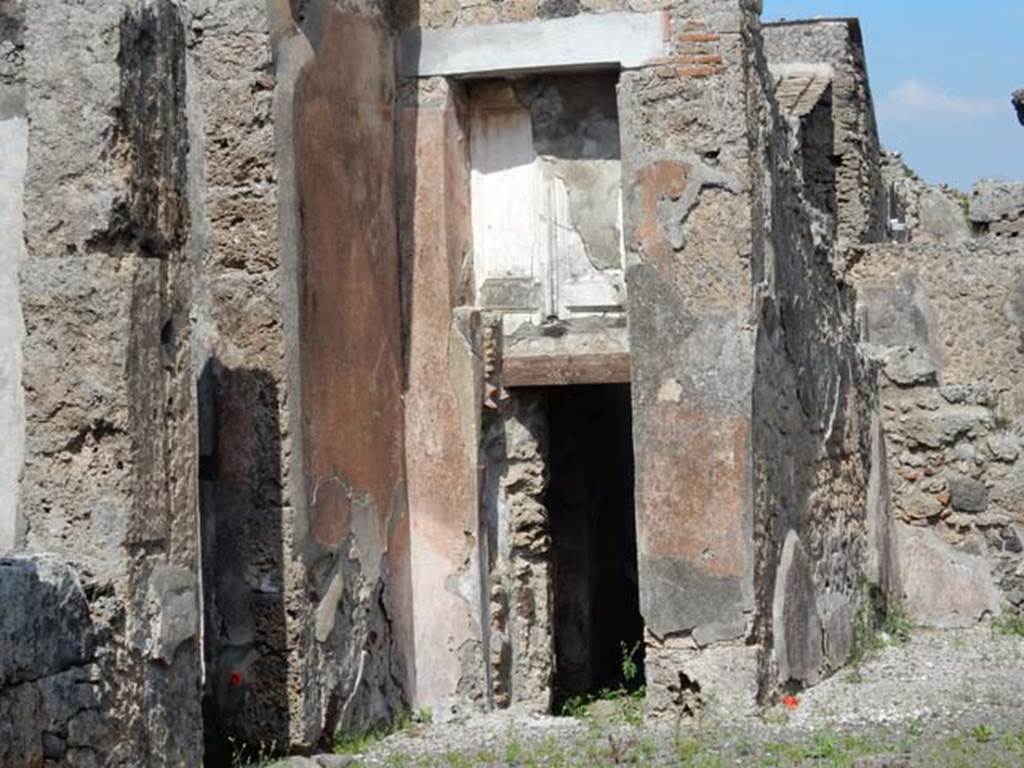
top-left (546, 384), bottom-right (644, 708)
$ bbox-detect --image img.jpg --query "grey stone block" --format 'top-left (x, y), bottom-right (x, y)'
top-left (0, 555), bottom-right (93, 688)
top-left (897, 524), bottom-right (1001, 628)
top-left (772, 532), bottom-right (824, 686)
top-left (315, 755), bottom-right (358, 767)
top-left (969, 180), bottom-right (1024, 225)
top-left (948, 476), bottom-right (989, 514)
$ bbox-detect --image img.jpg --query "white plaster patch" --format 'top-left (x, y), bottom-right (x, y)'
top-left (657, 378), bottom-right (683, 403)
top-left (0, 116), bottom-right (27, 552)
top-left (315, 566), bottom-right (346, 643)
top-left (469, 83), bottom-right (625, 329)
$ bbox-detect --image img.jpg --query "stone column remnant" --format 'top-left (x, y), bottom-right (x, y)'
top-left (620, 1), bottom-right (761, 715)
top-left (16, 0), bottom-right (201, 763)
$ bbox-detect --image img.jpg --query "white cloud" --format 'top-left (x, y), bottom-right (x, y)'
top-left (878, 79), bottom-right (1004, 121)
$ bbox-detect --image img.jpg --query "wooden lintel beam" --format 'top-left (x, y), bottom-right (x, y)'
top-left (501, 352), bottom-right (631, 388)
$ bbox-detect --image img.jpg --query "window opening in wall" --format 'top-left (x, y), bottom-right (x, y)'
top-left (545, 383), bottom-right (643, 709)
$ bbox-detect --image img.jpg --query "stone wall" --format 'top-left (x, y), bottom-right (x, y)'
top-left (881, 152), bottom-right (971, 244)
top-left (6, 0), bottom-right (996, 757)
top-left (762, 19), bottom-right (886, 247)
top-left (750, 20), bottom-right (890, 700)
top-left (193, 0), bottom-right (410, 753)
top-left (0, 0), bottom-right (24, 551)
top-left (6, 0), bottom-right (412, 762)
top-left (17, 0), bottom-right (201, 763)
top-left (851, 233), bottom-right (1024, 626)
top-left (187, 0), bottom-right (302, 752)
top-left (0, 556), bottom-right (104, 767)
top-left (481, 387), bottom-right (553, 712)
top-left (970, 181), bottom-right (1024, 238)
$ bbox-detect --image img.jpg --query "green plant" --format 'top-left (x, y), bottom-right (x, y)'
top-left (413, 706), bottom-right (434, 724)
top-left (620, 640), bottom-right (643, 684)
top-left (504, 734), bottom-right (526, 764)
top-left (675, 734), bottom-right (704, 763)
top-left (900, 159), bottom-right (921, 182)
top-left (333, 707), bottom-right (425, 756)
top-left (851, 586), bottom-right (914, 668)
top-left (228, 737), bottom-right (279, 767)
top-left (972, 724), bottom-right (995, 743)
top-left (994, 611), bottom-right (1024, 637)
top-left (950, 187), bottom-right (971, 217)
top-left (558, 693), bottom-right (590, 718)
top-left (605, 734), bottom-right (633, 764)
top-left (333, 728), bottom-right (388, 755)
top-left (441, 750), bottom-right (475, 768)
top-left (880, 600), bottom-right (913, 644)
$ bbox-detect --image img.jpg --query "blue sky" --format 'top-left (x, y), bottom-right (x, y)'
top-left (762, 1), bottom-right (1024, 190)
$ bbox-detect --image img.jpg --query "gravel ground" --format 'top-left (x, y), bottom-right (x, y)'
top-left (321, 626), bottom-right (1024, 767)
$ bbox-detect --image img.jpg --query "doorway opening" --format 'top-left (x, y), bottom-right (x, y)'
top-left (546, 383), bottom-right (644, 709)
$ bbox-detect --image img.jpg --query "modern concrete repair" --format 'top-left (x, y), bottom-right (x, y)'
top-left (1, 0), bottom-right (1022, 764)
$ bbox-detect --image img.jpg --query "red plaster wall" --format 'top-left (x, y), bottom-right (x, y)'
top-left (294, 10), bottom-right (405, 551)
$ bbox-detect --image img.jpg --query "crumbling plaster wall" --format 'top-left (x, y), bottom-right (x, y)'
top-left (195, 0), bottom-right (411, 751)
top-left (0, 0), bottom-right (25, 552)
top-left (620, 2), bottom-right (887, 716)
top-left (291, 0), bottom-right (410, 740)
top-left (15, 0), bottom-right (202, 763)
top-left (189, 0), bottom-right (414, 750)
top-left (762, 19), bottom-right (887, 247)
top-left (5, 1), bottom-right (413, 763)
top-left (397, 76), bottom-right (488, 715)
top-left (620, 0), bottom-right (762, 717)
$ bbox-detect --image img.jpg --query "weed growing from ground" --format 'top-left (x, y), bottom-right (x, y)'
top-left (971, 723), bottom-right (994, 743)
top-left (850, 592), bottom-right (914, 669)
top-left (993, 611), bottom-right (1024, 637)
top-left (332, 707), bottom-right (432, 756)
top-left (228, 737), bottom-right (278, 767)
top-left (556, 642), bottom-right (646, 726)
